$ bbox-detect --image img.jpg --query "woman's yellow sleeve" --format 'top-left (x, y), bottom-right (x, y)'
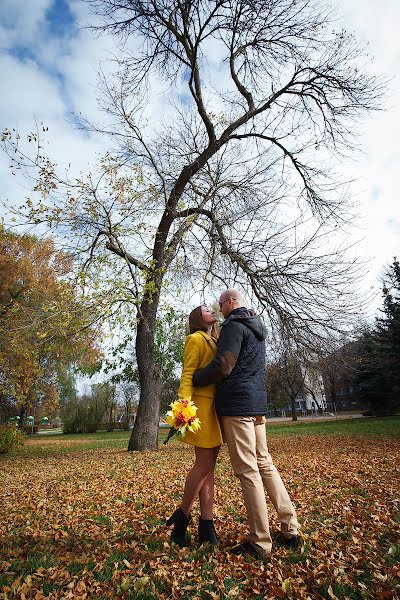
top-left (178, 335), bottom-right (200, 400)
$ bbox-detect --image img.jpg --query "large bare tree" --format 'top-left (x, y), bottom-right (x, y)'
top-left (2, 0), bottom-right (385, 449)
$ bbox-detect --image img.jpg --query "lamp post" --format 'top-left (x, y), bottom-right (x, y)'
top-left (27, 415), bottom-right (34, 435)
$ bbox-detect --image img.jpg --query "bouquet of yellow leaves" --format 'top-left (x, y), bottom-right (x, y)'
top-left (163, 398), bottom-right (201, 445)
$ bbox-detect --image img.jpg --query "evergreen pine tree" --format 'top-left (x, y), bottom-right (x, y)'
top-left (356, 259), bottom-right (400, 414)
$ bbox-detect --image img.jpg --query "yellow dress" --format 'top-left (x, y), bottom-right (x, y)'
top-left (178, 330), bottom-right (223, 448)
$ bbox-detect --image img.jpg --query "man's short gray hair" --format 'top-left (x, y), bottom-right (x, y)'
top-left (224, 288), bottom-right (246, 307)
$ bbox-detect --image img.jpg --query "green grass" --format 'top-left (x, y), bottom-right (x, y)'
top-left (265, 415), bottom-right (400, 437)
top-left (7, 553), bottom-right (57, 578)
top-left (67, 561), bottom-right (86, 576)
top-left (384, 543), bottom-right (400, 566)
top-left (145, 538), bottom-right (164, 552)
top-left (320, 584), bottom-right (365, 600)
top-left (2, 429), bottom-right (132, 457)
top-left (1, 417), bottom-right (398, 459)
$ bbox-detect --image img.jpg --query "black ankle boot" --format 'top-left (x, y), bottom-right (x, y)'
top-left (198, 517), bottom-right (218, 545)
top-left (166, 508), bottom-right (191, 547)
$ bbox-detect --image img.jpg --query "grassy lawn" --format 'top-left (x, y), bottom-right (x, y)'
top-left (264, 415), bottom-right (400, 437)
top-left (10, 416), bottom-right (399, 458)
top-left (0, 417), bottom-right (399, 599)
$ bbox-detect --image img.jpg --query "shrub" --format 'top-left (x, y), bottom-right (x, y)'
top-left (62, 395), bottom-right (108, 434)
top-left (61, 398), bottom-right (87, 433)
top-left (0, 425), bottom-right (25, 454)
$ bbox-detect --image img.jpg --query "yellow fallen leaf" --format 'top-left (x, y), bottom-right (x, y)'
top-left (121, 576), bottom-right (131, 591)
top-left (134, 576), bottom-right (150, 592)
top-left (282, 578), bottom-right (291, 592)
top-left (123, 559), bottom-right (132, 568)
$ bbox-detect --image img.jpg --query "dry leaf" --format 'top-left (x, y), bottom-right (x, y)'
top-left (0, 433), bottom-right (398, 600)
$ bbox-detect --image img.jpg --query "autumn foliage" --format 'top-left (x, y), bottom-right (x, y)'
top-left (0, 228), bottom-right (102, 422)
top-left (0, 422), bottom-right (399, 599)
top-left (0, 424), bottom-right (25, 454)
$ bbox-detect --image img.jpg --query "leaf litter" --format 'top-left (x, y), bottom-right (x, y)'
top-left (0, 434), bottom-right (399, 599)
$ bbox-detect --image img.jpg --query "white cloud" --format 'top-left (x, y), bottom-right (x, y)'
top-left (0, 54), bottom-right (64, 121)
top-left (0, 0), bottom-right (52, 47)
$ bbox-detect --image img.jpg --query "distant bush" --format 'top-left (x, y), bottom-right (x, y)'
top-left (61, 398), bottom-right (89, 433)
top-left (0, 425), bottom-right (25, 454)
top-left (62, 393), bottom-right (110, 434)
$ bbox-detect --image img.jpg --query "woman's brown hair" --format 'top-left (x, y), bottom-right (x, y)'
top-left (188, 306), bottom-right (219, 340)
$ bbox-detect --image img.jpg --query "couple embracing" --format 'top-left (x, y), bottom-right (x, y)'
top-left (166, 289), bottom-right (300, 559)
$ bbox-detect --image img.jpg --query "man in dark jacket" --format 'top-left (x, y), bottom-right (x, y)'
top-left (193, 289), bottom-right (299, 558)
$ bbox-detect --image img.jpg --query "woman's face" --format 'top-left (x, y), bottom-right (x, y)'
top-left (201, 305), bottom-right (217, 326)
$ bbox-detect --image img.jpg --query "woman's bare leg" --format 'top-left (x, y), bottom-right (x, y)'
top-left (198, 447), bottom-right (220, 519)
top-left (180, 446), bottom-right (219, 516)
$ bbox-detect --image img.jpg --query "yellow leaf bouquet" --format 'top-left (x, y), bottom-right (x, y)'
top-left (163, 399), bottom-right (201, 445)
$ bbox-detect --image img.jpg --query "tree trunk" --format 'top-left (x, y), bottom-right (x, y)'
top-left (108, 401), bottom-right (114, 432)
top-left (290, 398), bottom-right (298, 421)
top-left (328, 375), bottom-right (337, 413)
top-left (305, 385), bottom-right (322, 411)
top-left (123, 401), bottom-right (130, 430)
top-left (18, 405), bottom-right (26, 429)
top-left (128, 298), bottom-right (162, 451)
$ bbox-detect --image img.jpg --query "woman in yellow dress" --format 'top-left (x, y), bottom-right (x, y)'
top-left (166, 305), bottom-right (223, 546)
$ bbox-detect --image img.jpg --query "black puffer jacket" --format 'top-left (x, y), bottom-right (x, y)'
top-left (193, 307), bottom-right (268, 416)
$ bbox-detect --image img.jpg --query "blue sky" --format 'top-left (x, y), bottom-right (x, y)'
top-left (46, 0), bottom-right (75, 37)
top-left (0, 0), bottom-right (399, 315)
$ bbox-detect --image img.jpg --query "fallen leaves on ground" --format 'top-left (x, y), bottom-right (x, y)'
top-left (0, 434), bottom-right (399, 599)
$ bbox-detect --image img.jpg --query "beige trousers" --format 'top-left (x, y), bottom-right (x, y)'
top-left (221, 415), bottom-right (299, 556)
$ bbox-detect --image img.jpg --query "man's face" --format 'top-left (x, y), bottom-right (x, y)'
top-left (218, 295), bottom-right (232, 318)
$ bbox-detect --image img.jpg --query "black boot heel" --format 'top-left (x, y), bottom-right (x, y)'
top-left (198, 517), bottom-right (218, 545)
top-left (166, 508), bottom-right (191, 547)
